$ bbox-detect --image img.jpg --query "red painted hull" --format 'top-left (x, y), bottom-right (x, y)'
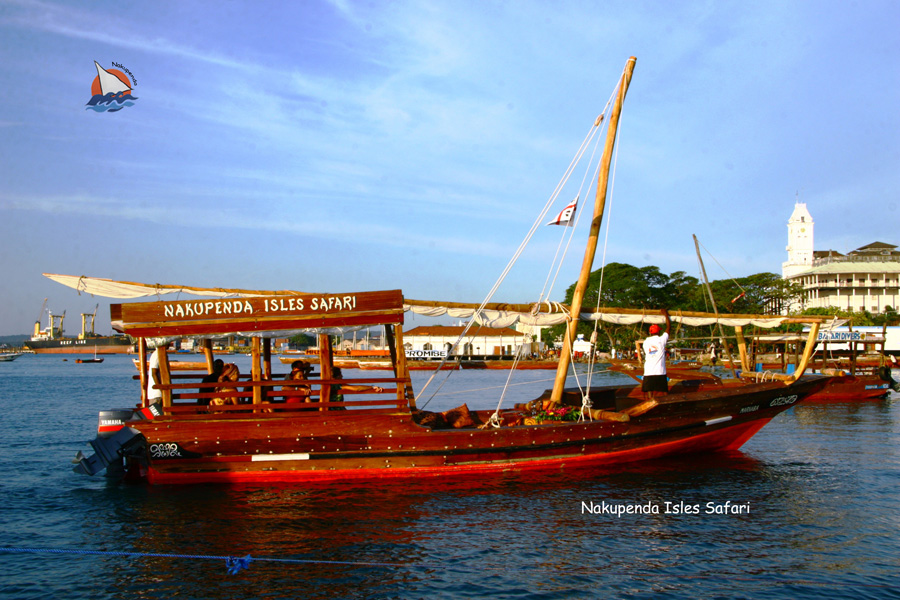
top-left (355, 360), bottom-right (460, 370)
top-left (103, 375), bottom-right (831, 485)
top-left (479, 360), bottom-right (560, 370)
top-left (145, 417), bottom-right (772, 485)
top-left (800, 374), bottom-right (890, 403)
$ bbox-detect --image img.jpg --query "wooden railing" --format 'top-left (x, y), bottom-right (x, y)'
top-left (139, 373), bottom-right (411, 416)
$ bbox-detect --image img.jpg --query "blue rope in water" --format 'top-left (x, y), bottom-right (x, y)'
top-left (1, 546), bottom-right (897, 590)
top-left (0, 546), bottom-right (419, 575)
top-left (0, 547), bottom-right (253, 575)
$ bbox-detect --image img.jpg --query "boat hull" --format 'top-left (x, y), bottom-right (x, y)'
top-left (461, 360), bottom-right (561, 370)
top-left (145, 418), bottom-right (772, 485)
top-left (103, 376), bottom-right (829, 485)
top-left (800, 374), bottom-right (891, 403)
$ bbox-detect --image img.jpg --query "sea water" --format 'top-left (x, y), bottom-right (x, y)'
top-left (1, 354), bottom-right (899, 599)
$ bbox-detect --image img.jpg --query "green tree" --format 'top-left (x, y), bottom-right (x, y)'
top-left (551, 262), bottom-right (701, 351)
top-left (289, 333), bottom-right (317, 348)
top-left (799, 306), bottom-right (882, 326)
top-left (549, 263), bottom-right (805, 352)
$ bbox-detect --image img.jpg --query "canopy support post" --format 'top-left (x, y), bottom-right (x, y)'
top-left (318, 334), bottom-right (333, 412)
top-left (789, 322), bottom-right (820, 383)
top-left (262, 338), bottom-right (272, 380)
top-left (202, 339), bottom-right (214, 373)
top-left (391, 324), bottom-right (415, 410)
top-left (735, 326), bottom-right (750, 373)
top-left (158, 344), bottom-right (172, 408)
top-left (138, 338), bottom-right (148, 407)
top-left (251, 337), bottom-right (262, 405)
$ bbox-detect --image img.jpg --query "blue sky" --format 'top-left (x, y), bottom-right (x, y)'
top-left (1, 0), bottom-right (898, 335)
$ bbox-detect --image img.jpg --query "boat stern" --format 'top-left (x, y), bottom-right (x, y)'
top-left (73, 405), bottom-right (159, 477)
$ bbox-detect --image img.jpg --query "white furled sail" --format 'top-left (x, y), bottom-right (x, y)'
top-left (403, 300), bottom-right (794, 329)
top-left (45, 273), bottom-right (836, 330)
top-left (43, 273), bottom-right (304, 299)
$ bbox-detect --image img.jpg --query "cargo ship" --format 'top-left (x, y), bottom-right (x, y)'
top-left (24, 303), bottom-right (133, 354)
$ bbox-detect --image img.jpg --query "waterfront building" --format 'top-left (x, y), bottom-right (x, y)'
top-left (403, 325), bottom-right (528, 357)
top-left (782, 202), bottom-right (900, 313)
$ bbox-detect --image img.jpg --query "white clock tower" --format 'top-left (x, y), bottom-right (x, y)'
top-left (782, 201), bottom-right (814, 279)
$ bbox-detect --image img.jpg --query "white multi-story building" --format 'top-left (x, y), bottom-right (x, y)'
top-left (782, 202), bottom-right (900, 313)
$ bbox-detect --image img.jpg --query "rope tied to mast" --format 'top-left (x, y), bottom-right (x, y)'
top-left (579, 394), bottom-right (594, 422)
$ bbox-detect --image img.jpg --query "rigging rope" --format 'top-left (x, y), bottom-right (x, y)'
top-left (482, 82), bottom-right (622, 423)
top-left (557, 88), bottom-right (626, 415)
top-left (417, 85), bottom-right (619, 409)
top-left (540, 112), bottom-right (609, 305)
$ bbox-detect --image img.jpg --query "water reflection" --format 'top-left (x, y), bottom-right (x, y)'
top-left (3, 358), bottom-right (898, 598)
top-left (67, 450), bottom-right (842, 598)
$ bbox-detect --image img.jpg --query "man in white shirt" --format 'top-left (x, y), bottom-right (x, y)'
top-left (641, 309), bottom-right (671, 401)
top-left (147, 341), bottom-right (171, 405)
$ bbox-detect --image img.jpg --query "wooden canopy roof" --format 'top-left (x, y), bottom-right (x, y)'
top-left (110, 290), bottom-right (404, 338)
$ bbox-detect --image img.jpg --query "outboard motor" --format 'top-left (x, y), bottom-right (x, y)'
top-left (98, 409), bottom-right (138, 437)
top-left (73, 405), bottom-right (159, 476)
top-left (73, 426), bottom-right (144, 476)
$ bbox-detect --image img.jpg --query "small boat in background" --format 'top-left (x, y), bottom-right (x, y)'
top-left (76, 347), bottom-right (104, 364)
top-left (0, 352), bottom-right (23, 362)
top-left (76, 357), bottom-right (104, 364)
top-left (801, 371), bottom-right (892, 403)
top-left (740, 328), bottom-right (896, 403)
top-left (462, 359), bottom-right (560, 370)
top-left (278, 356), bottom-right (360, 369)
top-left (132, 358), bottom-right (206, 371)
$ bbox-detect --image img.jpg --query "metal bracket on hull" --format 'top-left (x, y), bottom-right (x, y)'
top-left (73, 427), bottom-right (144, 476)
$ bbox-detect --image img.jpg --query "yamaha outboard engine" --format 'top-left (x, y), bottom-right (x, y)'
top-left (73, 406), bottom-right (159, 477)
top-left (73, 426), bottom-right (144, 476)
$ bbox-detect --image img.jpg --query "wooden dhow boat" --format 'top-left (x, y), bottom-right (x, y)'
top-left (61, 285), bottom-right (834, 485)
top-left (711, 328), bottom-right (897, 402)
top-left (62, 57), bottom-right (838, 485)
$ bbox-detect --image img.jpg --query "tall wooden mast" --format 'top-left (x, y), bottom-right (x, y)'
top-left (550, 56), bottom-right (636, 404)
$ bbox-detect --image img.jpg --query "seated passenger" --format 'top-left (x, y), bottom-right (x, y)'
top-left (283, 360), bottom-right (312, 404)
top-left (198, 359), bottom-right (225, 405)
top-left (328, 367), bottom-right (384, 410)
top-left (210, 363), bottom-right (241, 406)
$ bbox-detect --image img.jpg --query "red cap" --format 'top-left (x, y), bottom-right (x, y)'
top-left (649, 324), bottom-right (660, 334)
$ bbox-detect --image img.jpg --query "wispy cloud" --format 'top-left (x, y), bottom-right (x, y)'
top-left (0, 190), bottom-right (513, 256)
top-left (2, 0), bottom-right (256, 70)
top-left (1, 0), bottom-right (899, 336)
